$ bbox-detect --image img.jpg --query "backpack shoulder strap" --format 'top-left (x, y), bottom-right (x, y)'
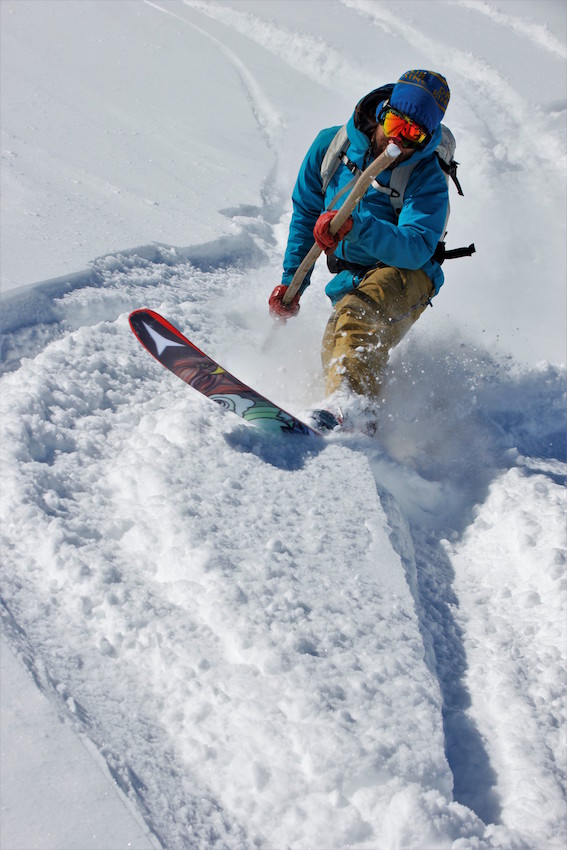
top-left (320, 124), bottom-right (366, 211)
top-left (388, 162), bottom-right (415, 218)
top-left (320, 125), bottom-right (350, 194)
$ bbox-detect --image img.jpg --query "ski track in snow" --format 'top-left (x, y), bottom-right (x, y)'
top-left (144, 0), bottom-right (284, 151)
top-left (1, 1), bottom-right (566, 848)
top-left (452, 0), bottom-right (567, 59)
top-left (181, 0), bottom-right (372, 96)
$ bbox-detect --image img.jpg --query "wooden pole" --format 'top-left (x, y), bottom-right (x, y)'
top-left (282, 143), bottom-right (401, 305)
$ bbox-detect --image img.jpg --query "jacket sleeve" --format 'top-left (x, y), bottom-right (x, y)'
top-left (281, 127), bottom-right (340, 290)
top-left (346, 155), bottom-right (449, 270)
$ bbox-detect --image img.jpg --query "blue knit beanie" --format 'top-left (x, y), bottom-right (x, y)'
top-left (389, 70), bottom-right (450, 133)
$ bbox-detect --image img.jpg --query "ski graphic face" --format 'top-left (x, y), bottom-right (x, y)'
top-left (129, 309), bottom-right (319, 436)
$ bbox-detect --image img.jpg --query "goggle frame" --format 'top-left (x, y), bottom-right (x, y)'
top-left (377, 105), bottom-right (430, 149)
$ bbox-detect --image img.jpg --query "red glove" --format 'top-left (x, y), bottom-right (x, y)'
top-left (313, 211), bottom-right (353, 255)
top-left (269, 285), bottom-right (301, 320)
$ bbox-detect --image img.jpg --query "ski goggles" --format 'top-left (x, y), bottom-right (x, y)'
top-left (377, 105), bottom-right (430, 149)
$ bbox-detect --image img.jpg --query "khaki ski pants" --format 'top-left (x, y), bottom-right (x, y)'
top-left (321, 265), bottom-right (434, 400)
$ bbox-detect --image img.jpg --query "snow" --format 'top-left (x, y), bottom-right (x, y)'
top-left (0, 636), bottom-right (155, 850)
top-left (0, 1), bottom-right (565, 849)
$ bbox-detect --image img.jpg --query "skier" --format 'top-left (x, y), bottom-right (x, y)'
top-left (269, 70), bottom-right (452, 433)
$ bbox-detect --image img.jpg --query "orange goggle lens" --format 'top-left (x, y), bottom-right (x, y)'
top-left (379, 108), bottom-right (429, 148)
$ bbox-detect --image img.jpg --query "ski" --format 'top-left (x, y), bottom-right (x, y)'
top-left (129, 309), bottom-right (320, 437)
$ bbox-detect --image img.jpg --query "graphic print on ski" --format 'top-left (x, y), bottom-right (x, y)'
top-left (129, 309), bottom-right (320, 436)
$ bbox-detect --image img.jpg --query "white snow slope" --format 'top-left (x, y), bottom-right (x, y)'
top-left (1, 1), bottom-right (566, 849)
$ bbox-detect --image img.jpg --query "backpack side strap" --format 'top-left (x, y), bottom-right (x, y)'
top-left (439, 159), bottom-right (464, 196)
top-left (434, 242), bottom-right (476, 263)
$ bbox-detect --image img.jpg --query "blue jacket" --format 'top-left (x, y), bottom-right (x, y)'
top-left (281, 90), bottom-right (449, 303)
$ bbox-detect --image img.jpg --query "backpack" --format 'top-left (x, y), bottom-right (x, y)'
top-left (320, 121), bottom-right (475, 263)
